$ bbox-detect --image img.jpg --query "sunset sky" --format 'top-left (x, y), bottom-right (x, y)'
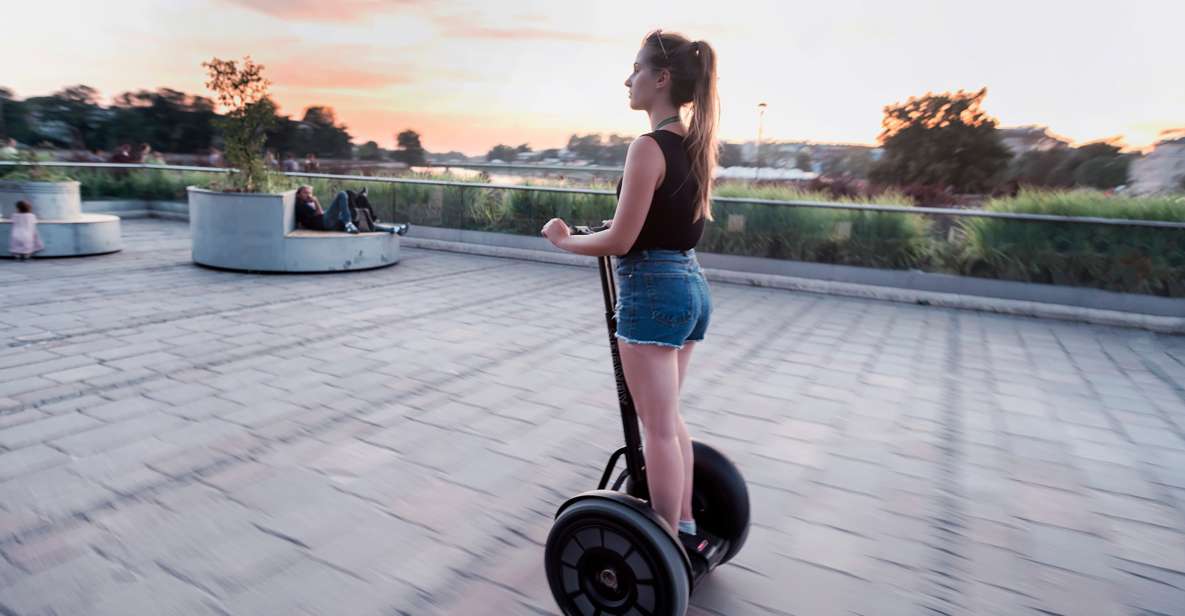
top-left (2, 0), bottom-right (1182, 155)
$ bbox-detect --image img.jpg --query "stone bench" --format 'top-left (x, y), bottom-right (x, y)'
top-left (187, 187), bottom-right (401, 273)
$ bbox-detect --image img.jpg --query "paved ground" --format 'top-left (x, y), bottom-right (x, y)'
top-left (1, 219), bottom-right (1184, 616)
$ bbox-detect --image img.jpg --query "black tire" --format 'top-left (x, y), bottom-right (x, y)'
top-left (545, 498), bottom-right (690, 616)
top-left (689, 440), bottom-right (750, 564)
top-left (623, 441), bottom-right (751, 565)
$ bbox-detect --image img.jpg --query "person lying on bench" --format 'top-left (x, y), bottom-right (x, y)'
top-left (295, 185), bottom-right (359, 233)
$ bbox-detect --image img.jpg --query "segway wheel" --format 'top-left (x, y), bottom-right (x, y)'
top-left (545, 498), bottom-right (689, 616)
top-left (689, 440), bottom-right (750, 564)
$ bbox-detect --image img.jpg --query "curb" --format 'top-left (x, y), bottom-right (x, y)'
top-left (401, 237), bottom-right (1185, 334)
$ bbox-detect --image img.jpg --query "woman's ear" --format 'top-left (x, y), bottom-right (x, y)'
top-left (657, 68), bottom-right (670, 88)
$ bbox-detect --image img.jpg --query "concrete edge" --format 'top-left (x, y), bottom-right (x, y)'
top-left (401, 236), bottom-right (1185, 334)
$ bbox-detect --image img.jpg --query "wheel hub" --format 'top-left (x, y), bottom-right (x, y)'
top-left (578, 547), bottom-right (637, 608)
top-left (598, 568), bottom-right (619, 590)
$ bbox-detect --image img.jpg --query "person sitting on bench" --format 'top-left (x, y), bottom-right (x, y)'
top-left (294, 185), bottom-right (359, 234)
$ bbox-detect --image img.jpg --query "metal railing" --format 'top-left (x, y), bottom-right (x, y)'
top-left (422, 161), bottom-right (626, 174)
top-left (3, 160), bottom-right (1184, 229)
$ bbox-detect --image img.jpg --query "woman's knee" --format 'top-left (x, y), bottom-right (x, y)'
top-left (639, 404), bottom-right (680, 440)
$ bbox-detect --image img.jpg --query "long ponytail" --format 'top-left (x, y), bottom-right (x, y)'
top-left (686, 40), bottom-right (718, 222)
top-left (643, 31), bottom-right (719, 222)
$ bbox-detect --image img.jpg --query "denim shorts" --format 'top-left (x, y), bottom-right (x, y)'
top-left (614, 249), bottom-right (712, 349)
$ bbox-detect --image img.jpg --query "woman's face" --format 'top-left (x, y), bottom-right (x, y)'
top-left (624, 48), bottom-right (667, 110)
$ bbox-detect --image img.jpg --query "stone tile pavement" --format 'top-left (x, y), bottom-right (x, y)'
top-left (1, 219), bottom-right (1184, 615)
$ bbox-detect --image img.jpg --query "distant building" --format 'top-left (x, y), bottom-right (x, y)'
top-left (1129, 137), bottom-right (1185, 195)
top-left (715, 167), bottom-right (818, 181)
top-left (998, 125), bottom-right (1072, 156)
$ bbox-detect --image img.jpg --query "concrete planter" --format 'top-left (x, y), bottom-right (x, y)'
top-left (0, 180), bottom-right (121, 257)
top-left (0, 180), bottom-right (83, 219)
top-left (187, 186), bottom-right (400, 272)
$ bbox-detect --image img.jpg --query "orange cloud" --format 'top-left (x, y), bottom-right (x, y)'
top-left (437, 24), bottom-right (610, 43)
top-left (216, 0), bottom-right (413, 21)
top-left (314, 106), bottom-right (585, 155)
top-left (267, 61), bottom-right (411, 90)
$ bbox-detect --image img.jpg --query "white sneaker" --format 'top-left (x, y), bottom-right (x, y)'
top-left (345, 222), bottom-right (359, 234)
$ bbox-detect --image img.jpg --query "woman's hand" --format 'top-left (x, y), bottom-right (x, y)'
top-left (541, 217), bottom-right (571, 248)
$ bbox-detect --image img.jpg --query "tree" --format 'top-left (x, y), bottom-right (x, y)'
top-left (26, 85), bottom-right (108, 149)
top-left (294, 106), bottom-right (352, 158)
top-left (871, 88), bottom-right (1012, 192)
top-left (566, 134), bottom-right (603, 161)
top-left (357, 140), bottom-right (383, 160)
top-left (203, 56), bottom-right (277, 192)
top-left (0, 88), bottom-right (35, 144)
top-left (392, 129), bottom-right (425, 165)
top-left (1009, 148), bottom-right (1074, 187)
top-left (821, 149), bottom-right (874, 179)
top-left (719, 142), bottom-right (744, 167)
top-left (1070, 142), bottom-right (1130, 189)
top-left (486, 144), bottom-right (517, 162)
top-left (795, 150), bottom-right (813, 172)
top-left (109, 88), bottom-right (216, 153)
top-left (602, 134), bottom-right (631, 165)
top-left (1008, 140), bottom-right (1130, 189)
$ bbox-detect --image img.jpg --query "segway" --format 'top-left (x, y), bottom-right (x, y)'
top-left (544, 225), bottom-right (751, 616)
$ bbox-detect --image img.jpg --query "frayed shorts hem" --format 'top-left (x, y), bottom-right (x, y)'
top-left (615, 333), bottom-right (704, 350)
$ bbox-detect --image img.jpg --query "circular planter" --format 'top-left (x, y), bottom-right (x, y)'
top-left (187, 186), bottom-right (400, 273)
top-left (0, 180), bottom-right (121, 257)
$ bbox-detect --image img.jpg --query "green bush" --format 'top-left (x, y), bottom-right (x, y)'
top-left (72, 169), bottom-right (226, 200)
top-left (0, 153), bottom-right (75, 182)
top-left (960, 190), bottom-right (1185, 295)
top-left (705, 186), bottom-right (930, 268)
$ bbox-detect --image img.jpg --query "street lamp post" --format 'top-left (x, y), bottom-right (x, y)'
top-left (755, 102), bottom-right (768, 182)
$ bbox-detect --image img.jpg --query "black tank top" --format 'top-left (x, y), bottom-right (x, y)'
top-left (615, 130), bottom-right (704, 254)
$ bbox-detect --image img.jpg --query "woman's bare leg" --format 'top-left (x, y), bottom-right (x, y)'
top-left (618, 340), bottom-right (683, 532)
top-left (676, 341), bottom-right (697, 526)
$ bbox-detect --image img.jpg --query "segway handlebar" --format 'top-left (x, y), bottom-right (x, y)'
top-left (570, 224), bottom-right (610, 236)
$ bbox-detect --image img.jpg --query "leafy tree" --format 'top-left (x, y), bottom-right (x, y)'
top-left (871, 88), bottom-right (1012, 192)
top-left (25, 85), bottom-right (108, 149)
top-left (109, 88), bottom-right (216, 153)
top-left (719, 142), bottom-right (744, 167)
top-left (294, 106), bottom-right (352, 158)
top-left (0, 87), bottom-right (35, 144)
top-left (486, 144), bottom-right (518, 162)
top-left (392, 129), bottom-right (425, 165)
top-left (356, 140), bottom-right (383, 160)
top-left (821, 149), bottom-right (874, 179)
top-left (203, 56), bottom-right (277, 192)
top-left (1008, 140), bottom-right (1130, 189)
top-left (795, 150), bottom-right (813, 172)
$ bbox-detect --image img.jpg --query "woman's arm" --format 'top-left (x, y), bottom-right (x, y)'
top-left (542, 136), bottom-right (664, 257)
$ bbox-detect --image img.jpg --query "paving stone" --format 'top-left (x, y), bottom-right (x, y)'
top-left (0, 411), bottom-right (102, 450)
top-left (49, 413), bottom-right (186, 456)
top-left (0, 444), bottom-right (69, 482)
top-left (1, 219), bottom-right (1181, 615)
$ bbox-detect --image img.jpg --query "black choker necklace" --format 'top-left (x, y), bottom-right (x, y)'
top-left (654, 115), bottom-right (680, 130)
